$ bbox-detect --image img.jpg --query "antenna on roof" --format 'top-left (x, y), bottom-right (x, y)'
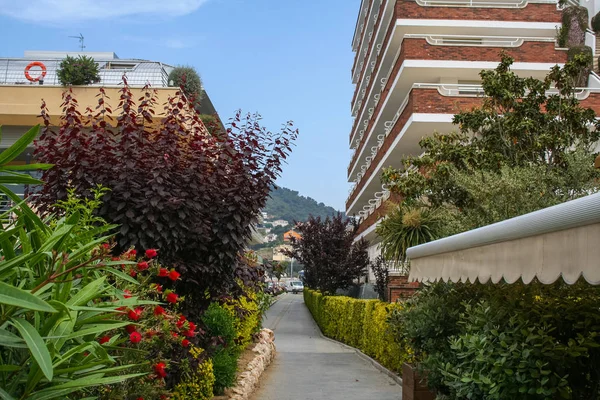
top-left (68, 34), bottom-right (85, 51)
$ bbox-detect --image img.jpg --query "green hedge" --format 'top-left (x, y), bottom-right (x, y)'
top-left (304, 289), bottom-right (411, 374)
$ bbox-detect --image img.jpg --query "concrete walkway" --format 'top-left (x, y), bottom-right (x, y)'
top-left (251, 293), bottom-right (401, 400)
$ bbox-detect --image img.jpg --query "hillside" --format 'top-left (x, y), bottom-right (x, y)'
top-left (264, 186), bottom-right (342, 223)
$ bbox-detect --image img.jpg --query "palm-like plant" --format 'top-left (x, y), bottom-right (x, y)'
top-left (376, 203), bottom-right (444, 264)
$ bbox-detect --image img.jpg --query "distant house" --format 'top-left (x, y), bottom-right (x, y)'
top-left (273, 245), bottom-right (292, 262)
top-left (283, 230), bottom-right (302, 242)
top-left (272, 220), bottom-right (289, 227)
top-left (264, 233), bottom-right (278, 243)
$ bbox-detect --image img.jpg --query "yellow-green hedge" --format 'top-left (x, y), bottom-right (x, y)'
top-left (304, 289), bottom-right (412, 374)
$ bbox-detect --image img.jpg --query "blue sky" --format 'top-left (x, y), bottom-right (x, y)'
top-left (0, 0), bottom-right (359, 211)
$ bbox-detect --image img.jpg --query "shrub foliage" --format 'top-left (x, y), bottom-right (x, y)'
top-left (284, 214), bottom-right (370, 294)
top-left (304, 289), bottom-right (411, 373)
top-left (57, 55), bottom-right (101, 86)
top-left (33, 81), bottom-right (297, 313)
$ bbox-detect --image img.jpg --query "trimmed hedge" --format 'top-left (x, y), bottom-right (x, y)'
top-left (304, 289), bottom-right (411, 374)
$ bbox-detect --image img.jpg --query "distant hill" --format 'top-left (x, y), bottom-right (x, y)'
top-left (264, 186), bottom-right (342, 223)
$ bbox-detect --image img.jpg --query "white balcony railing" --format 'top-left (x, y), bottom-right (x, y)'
top-left (349, 35), bottom-right (562, 166)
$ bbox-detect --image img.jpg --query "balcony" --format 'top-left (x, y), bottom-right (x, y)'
top-left (352, 0), bottom-right (383, 81)
top-left (347, 85), bottom-right (600, 218)
top-left (348, 37), bottom-right (567, 178)
top-left (347, 85), bottom-right (485, 214)
top-left (349, 0), bottom-right (561, 115)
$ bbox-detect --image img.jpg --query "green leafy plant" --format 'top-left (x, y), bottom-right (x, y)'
top-left (376, 204), bottom-right (445, 264)
top-left (211, 349), bottom-right (238, 395)
top-left (57, 55), bottom-right (101, 86)
top-left (168, 66), bottom-right (203, 106)
top-left (0, 127), bottom-right (145, 399)
top-left (392, 281), bottom-right (600, 399)
top-left (304, 289), bottom-right (412, 374)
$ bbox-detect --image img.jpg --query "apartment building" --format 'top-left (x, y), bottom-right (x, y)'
top-left (346, 0), bottom-right (600, 267)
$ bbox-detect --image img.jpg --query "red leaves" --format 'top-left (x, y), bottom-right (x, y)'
top-left (33, 81), bottom-right (298, 303)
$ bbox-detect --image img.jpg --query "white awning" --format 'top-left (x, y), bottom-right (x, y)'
top-left (407, 192), bottom-right (600, 285)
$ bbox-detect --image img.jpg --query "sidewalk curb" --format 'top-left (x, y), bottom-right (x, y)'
top-left (312, 317), bottom-right (403, 386)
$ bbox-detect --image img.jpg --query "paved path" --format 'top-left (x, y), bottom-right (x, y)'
top-left (251, 293), bottom-right (401, 400)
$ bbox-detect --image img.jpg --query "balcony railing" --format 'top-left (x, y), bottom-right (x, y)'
top-left (0, 59), bottom-right (171, 87)
top-left (348, 36), bottom-right (566, 174)
top-left (415, 0), bottom-right (556, 7)
top-left (348, 85), bottom-right (600, 216)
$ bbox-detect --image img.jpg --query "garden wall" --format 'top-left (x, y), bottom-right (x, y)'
top-left (303, 289), bottom-right (411, 374)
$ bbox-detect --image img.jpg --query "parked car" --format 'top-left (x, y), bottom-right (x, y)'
top-left (289, 280), bottom-right (304, 294)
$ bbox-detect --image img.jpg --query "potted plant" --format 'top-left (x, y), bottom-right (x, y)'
top-left (57, 55), bottom-right (101, 86)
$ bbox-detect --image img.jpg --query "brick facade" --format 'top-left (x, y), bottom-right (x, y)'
top-left (388, 275), bottom-right (420, 303)
top-left (348, 39), bottom-right (567, 175)
top-left (396, 1), bottom-right (561, 22)
top-left (350, 0), bottom-right (561, 113)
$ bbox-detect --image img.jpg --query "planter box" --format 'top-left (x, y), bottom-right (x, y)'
top-left (402, 363), bottom-right (435, 400)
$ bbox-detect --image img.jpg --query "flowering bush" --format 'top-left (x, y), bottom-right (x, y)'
top-left (87, 247), bottom-right (213, 400)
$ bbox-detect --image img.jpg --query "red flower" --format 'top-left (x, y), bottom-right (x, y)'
top-left (129, 269), bottom-right (137, 277)
top-left (99, 336), bottom-right (110, 344)
top-left (183, 329), bottom-right (195, 338)
top-left (153, 362), bottom-right (167, 378)
top-left (158, 268), bottom-right (168, 277)
top-left (182, 339), bottom-right (190, 347)
top-left (130, 331), bottom-right (142, 344)
top-left (126, 324), bottom-right (137, 333)
top-left (166, 293), bottom-right (178, 304)
top-left (155, 284), bottom-right (163, 293)
top-left (123, 290), bottom-right (132, 299)
top-left (168, 270), bottom-right (180, 281)
top-left (145, 249), bottom-right (158, 258)
top-left (137, 398), bottom-right (144, 400)
top-left (111, 257), bottom-right (120, 261)
top-left (176, 315), bottom-right (186, 328)
top-left (188, 321), bottom-right (196, 331)
top-left (137, 261), bottom-right (149, 271)
top-left (128, 308), bottom-right (143, 321)
top-left (129, 249), bottom-right (137, 257)
top-left (172, 332), bottom-right (179, 338)
top-left (154, 306), bottom-right (166, 316)
top-left (102, 243), bottom-right (110, 249)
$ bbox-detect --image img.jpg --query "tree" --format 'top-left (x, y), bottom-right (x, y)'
top-left (57, 55), bottom-right (101, 86)
top-left (371, 256), bottom-right (389, 301)
top-left (168, 66), bottom-right (203, 108)
top-left (381, 53), bottom-right (600, 235)
top-left (283, 214), bottom-right (370, 294)
top-left (33, 81), bottom-right (298, 316)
